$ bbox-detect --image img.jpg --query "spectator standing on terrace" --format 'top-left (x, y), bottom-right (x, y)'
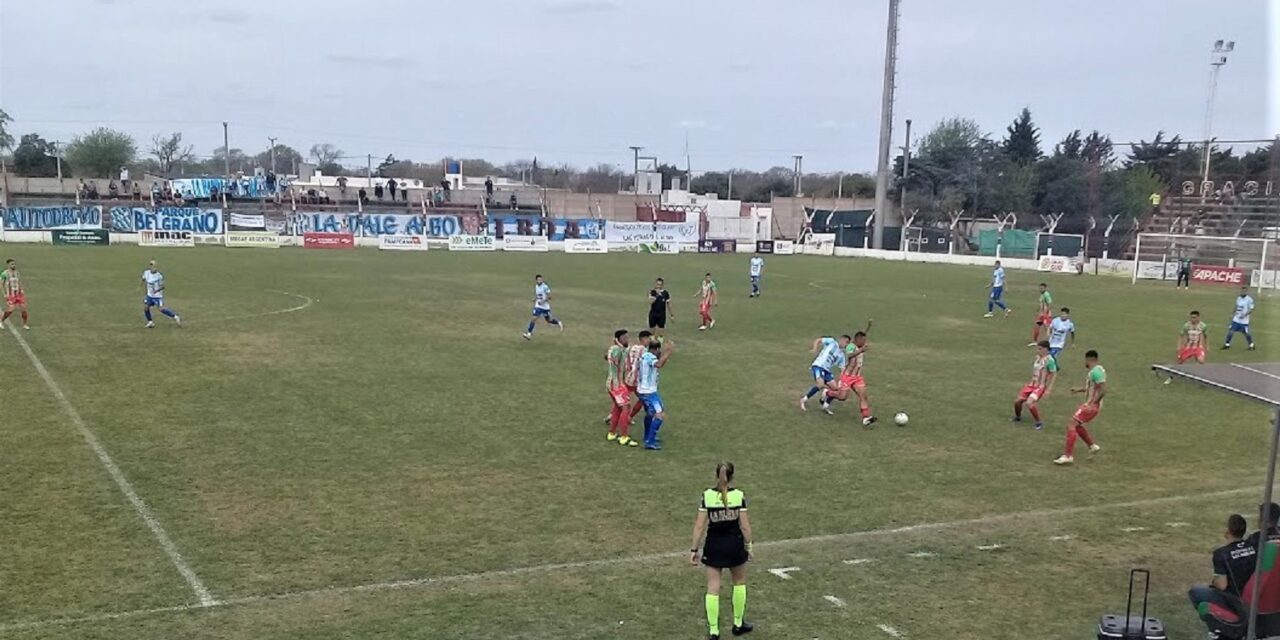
top-left (108, 180), bottom-right (119, 198)
top-left (510, 192), bottom-right (518, 210)
top-left (77, 179), bottom-right (87, 200)
top-left (150, 181), bottom-right (161, 202)
top-left (374, 182), bottom-right (385, 201)
top-left (119, 166), bottom-right (130, 192)
top-left (387, 178), bottom-right (398, 202)
top-left (485, 177), bottom-right (494, 203)
top-left (336, 175), bottom-right (348, 198)
top-left (87, 181), bottom-right (99, 199)
top-left (358, 188), bottom-right (368, 205)
top-left (132, 181), bottom-right (141, 201)
top-left (210, 184), bottom-right (220, 203)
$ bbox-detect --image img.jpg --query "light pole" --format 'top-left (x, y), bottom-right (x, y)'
top-left (222, 121), bottom-right (231, 176)
top-left (872, 0), bottom-right (902, 249)
top-left (1201, 39), bottom-right (1234, 185)
top-left (267, 136), bottom-right (278, 174)
top-left (629, 145), bottom-right (643, 192)
top-left (900, 118), bottom-right (912, 212)
top-left (792, 154), bottom-right (803, 196)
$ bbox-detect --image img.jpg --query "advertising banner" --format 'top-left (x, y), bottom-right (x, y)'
top-left (51, 228), bottom-right (109, 245)
top-left (448, 234), bottom-right (496, 251)
top-left (488, 215), bottom-right (604, 240)
top-left (379, 235), bottom-right (429, 251)
top-left (1192, 265), bottom-right (1246, 286)
top-left (502, 236), bottom-right (550, 252)
top-left (301, 212), bottom-right (461, 237)
top-left (774, 240), bottom-right (795, 255)
top-left (804, 233), bottom-right (836, 256)
top-left (1136, 260), bottom-right (1175, 280)
top-left (225, 231), bottom-right (281, 248)
top-left (5, 206), bottom-right (103, 230)
top-left (698, 239), bottom-right (737, 254)
top-left (638, 242), bottom-right (680, 254)
top-left (755, 240), bottom-right (774, 254)
top-left (229, 213), bottom-right (266, 229)
top-left (1037, 255), bottom-right (1081, 273)
top-left (606, 221), bottom-right (699, 244)
top-left (139, 230), bottom-right (196, 248)
top-left (564, 239), bottom-right (609, 254)
top-left (303, 232), bottom-right (355, 249)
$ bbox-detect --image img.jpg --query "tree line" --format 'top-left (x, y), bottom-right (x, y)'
top-left (0, 106), bottom-right (1273, 226)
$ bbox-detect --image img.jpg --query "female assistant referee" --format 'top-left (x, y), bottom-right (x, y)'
top-left (689, 461), bottom-right (754, 639)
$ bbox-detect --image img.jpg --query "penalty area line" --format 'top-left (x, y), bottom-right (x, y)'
top-left (0, 485), bottom-right (1258, 632)
top-left (5, 325), bottom-right (217, 608)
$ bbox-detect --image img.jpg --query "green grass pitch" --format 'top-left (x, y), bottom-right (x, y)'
top-left (0, 244), bottom-right (1275, 639)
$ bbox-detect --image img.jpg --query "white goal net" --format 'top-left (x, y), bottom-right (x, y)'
top-left (1132, 233), bottom-right (1278, 290)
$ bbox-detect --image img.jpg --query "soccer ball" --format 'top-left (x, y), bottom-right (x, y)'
top-left (894, 412), bottom-right (909, 426)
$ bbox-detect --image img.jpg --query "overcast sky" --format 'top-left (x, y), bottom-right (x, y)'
top-left (0, 0), bottom-right (1275, 173)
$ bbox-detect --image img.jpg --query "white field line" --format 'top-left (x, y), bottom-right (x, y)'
top-left (976, 544), bottom-right (1004, 551)
top-left (767, 566), bottom-right (801, 580)
top-left (907, 551), bottom-right (938, 559)
top-left (6, 325), bottom-right (216, 607)
top-left (877, 623), bottom-right (904, 637)
top-left (43, 290), bottom-right (315, 331)
top-left (1049, 535), bottom-right (1075, 541)
top-left (843, 558), bottom-right (875, 565)
top-left (1, 486), bottom-right (1260, 632)
top-left (823, 595), bottom-right (847, 608)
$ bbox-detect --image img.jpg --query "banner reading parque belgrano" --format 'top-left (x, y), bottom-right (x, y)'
top-left (109, 207), bottom-right (224, 234)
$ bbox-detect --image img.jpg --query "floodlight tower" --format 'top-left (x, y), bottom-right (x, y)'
top-left (1201, 39), bottom-right (1234, 185)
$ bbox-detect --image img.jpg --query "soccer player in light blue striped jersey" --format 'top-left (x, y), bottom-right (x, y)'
top-left (800, 334), bottom-right (850, 412)
top-left (522, 274), bottom-right (563, 340)
top-left (141, 260), bottom-right (181, 329)
top-left (985, 261), bottom-right (1011, 318)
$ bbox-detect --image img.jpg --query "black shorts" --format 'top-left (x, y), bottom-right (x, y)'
top-left (701, 533), bottom-right (748, 569)
top-left (1177, 269), bottom-right (1191, 286)
top-left (649, 312), bottom-right (667, 329)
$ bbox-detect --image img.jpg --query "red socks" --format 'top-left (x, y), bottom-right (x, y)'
top-left (1064, 427), bottom-right (1078, 456)
top-left (608, 404), bottom-right (624, 435)
top-left (1076, 425), bottom-right (1095, 447)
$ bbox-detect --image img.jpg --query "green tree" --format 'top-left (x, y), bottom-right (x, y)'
top-left (1124, 131), bottom-right (1183, 184)
top-left (12, 133), bottom-right (61, 177)
top-left (1001, 107), bottom-right (1041, 165)
top-left (65, 127), bottom-right (136, 177)
top-left (1054, 130), bottom-right (1083, 159)
top-left (150, 132), bottom-right (194, 174)
top-left (0, 108), bottom-right (13, 161)
top-left (309, 143), bottom-right (345, 175)
top-left (253, 143), bottom-right (303, 174)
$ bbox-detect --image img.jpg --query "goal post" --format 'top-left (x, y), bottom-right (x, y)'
top-left (1132, 233), bottom-right (1276, 291)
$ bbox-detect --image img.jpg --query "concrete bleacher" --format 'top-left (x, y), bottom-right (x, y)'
top-left (1145, 194), bottom-right (1280, 238)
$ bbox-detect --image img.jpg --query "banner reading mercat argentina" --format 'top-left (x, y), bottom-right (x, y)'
top-left (110, 207), bottom-right (224, 234)
top-left (301, 213), bottom-right (461, 237)
top-left (3, 206), bottom-right (103, 230)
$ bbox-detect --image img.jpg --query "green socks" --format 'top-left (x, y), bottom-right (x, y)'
top-left (705, 593), bottom-right (720, 635)
top-left (732, 584), bottom-right (747, 626)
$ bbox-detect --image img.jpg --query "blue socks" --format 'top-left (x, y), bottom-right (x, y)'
top-left (526, 320), bottom-right (536, 333)
top-left (988, 299), bottom-right (1007, 312)
top-left (805, 386), bottom-right (821, 398)
top-left (144, 308), bottom-right (153, 321)
top-left (644, 416), bottom-right (663, 446)
top-left (161, 308), bottom-right (176, 318)
top-left (1225, 327), bottom-right (1254, 347)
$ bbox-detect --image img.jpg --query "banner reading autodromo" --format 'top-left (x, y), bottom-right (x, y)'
top-left (605, 221), bottom-right (699, 244)
top-left (110, 207), bottom-right (224, 235)
top-left (4, 206), bottom-right (103, 230)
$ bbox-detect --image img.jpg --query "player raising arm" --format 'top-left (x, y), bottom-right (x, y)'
top-left (1, 258), bottom-right (30, 330)
top-left (1054, 349), bottom-right (1105, 466)
top-left (695, 273), bottom-right (718, 330)
top-left (637, 338), bottom-right (676, 450)
top-left (1013, 340), bottom-right (1057, 430)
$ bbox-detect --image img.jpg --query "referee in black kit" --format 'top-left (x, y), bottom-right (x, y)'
top-left (690, 462), bottom-right (754, 639)
top-left (649, 277), bottom-right (673, 339)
